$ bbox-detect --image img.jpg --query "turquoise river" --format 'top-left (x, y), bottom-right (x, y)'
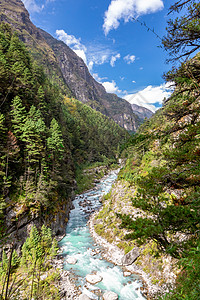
top-left (59, 170), bottom-right (146, 300)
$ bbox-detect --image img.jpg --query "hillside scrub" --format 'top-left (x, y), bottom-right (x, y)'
top-left (118, 51), bottom-right (200, 298)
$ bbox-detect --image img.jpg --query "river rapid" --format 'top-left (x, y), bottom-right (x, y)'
top-left (59, 170), bottom-right (146, 300)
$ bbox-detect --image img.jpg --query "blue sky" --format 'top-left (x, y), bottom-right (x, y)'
top-left (22, 0), bottom-right (176, 112)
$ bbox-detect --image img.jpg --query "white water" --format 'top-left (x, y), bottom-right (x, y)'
top-left (59, 170), bottom-right (146, 299)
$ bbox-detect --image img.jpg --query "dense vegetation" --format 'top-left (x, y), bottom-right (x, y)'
top-left (0, 225), bottom-right (59, 299)
top-left (92, 1), bottom-right (200, 298)
top-left (117, 1), bottom-right (200, 296)
top-left (0, 22), bottom-right (129, 299)
top-left (0, 23), bottom-right (128, 242)
top-left (162, 0), bottom-right (200, 61)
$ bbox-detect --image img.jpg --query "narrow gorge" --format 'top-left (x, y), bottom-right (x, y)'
top-left (0, 0), bottom-right (199, 299)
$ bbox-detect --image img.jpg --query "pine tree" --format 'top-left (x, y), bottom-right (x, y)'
top-left (37, 86), bottom-right (46, 112)
top-left (47, 118), bottom-right (64, 174)
top-left (10, 96), bottom-right (26, 139)
top-left (21, 106), bottom-right (46, 182)
top-left (162, 0), bottom-right (200, 61)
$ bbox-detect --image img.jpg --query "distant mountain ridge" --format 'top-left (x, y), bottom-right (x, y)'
top-left (130, 103), bottom-right (154, 120)
top-left (38, 28), bottom-right (139, 131)
top-left (0, 0), bottom-right (143, 132)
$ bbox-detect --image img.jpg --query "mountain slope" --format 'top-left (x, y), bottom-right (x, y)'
top-left (39, 28), bottom-right (139, 131)
top-left (0, 0), bottom-right (140, 131)
top-left (118, 52), bottom-right (200, 256)
top-left (94, 52), bottom-right (200, 297)
top-left (131, 103), bottom-right (154, 120)
top-left (0, 0), bottom-right (69, 91)
top-left (0, 24), bottom-right (129, 246)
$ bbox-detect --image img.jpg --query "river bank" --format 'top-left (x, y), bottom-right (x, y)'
top-left (51, 170), bottom-right (118, 300)
top-left (54, 169), bottom-right (148, 300)
top-left (89, 180), bottom-right (177, 299)
top-left (89, 212), bottom-right (154, 299)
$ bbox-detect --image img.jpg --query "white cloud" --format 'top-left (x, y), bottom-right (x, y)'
top-left (92, 73), bottom-right (108, 83)
top-left (124, 83), bottom-right (173, 112)
top-left (124, 54), bottom-right (136, 64)
top-left (56, 30), bottom-right (86, 51)
top-left (88, 61), bottom-right (94, 71)
top-left (22, 0), bottom-right (44, 13)
top-left (56, 30), bottom-right (87, 64)
top-left (22, 0), bottom-right (54, 13)
top-left (87, 44), bottom-right (121, 71)
top-left (93, 73), bottom-right (102, 82)
top-left (110, 53), bottom-right (121, 67)
top-left (55, 31), bottom-right (120, 71)
top-left (102, 80), bottom-right (122, 94)
top-left (103, 0), bottom-right (164, 35)
top-left (132, 80), bottom-right (136, 83)
top-left (87, 45), bottom-right (112, 68)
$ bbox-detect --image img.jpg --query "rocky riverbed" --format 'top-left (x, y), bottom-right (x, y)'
top-left (89, 213), bottom-right (154, 299)
top-left (89, 181), bottom-right (177, 299)
top-left (53, 169), bottom-right (177, 299)
top-left (53, 170), bottom-right (148, 300)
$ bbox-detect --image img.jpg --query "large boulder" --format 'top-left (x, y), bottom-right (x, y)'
top-left (78, 294), bottom-right (91, 300)
top-left (123, 271), bottom-right (131, 277)
top-left (86, 274), bottom-right (103, 284)
top-left (103, 291), bottom-right (118, 300)
top-left (121, 248), bottom-right (140, 266)
top-left (66, 257), bottom-right (77, 265)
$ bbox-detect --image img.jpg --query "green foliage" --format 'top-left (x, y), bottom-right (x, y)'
top-left (94, 224), bottom-right (105, 236)
top-left (22, 105), bottom-right (46, 166)
top-left (118, 49), bottom-right (200, 296)
top-left (10, 96), bottom-right (26, 138)
top-left (47, 118), bottom-right (64, 163)
top-left (21, 225), bottom-right (57, 270)
top-left (0, 24), bottom-right (128, 242)
top-left (119, 55), bottom-right (200, 256)
top-left (0, 225), bottom-right (59, 300)
top-left (62, 97), bottom-right (128, 165)
top-left (162, 1), bottom-right (200, 61)
top-left (162, 241), bottom-right (200, 300)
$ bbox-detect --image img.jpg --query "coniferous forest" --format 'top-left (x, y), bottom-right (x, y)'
top-left (0, 0), bottom-right (200, 299)
top-left (0, 23), bottom-right (129, 298)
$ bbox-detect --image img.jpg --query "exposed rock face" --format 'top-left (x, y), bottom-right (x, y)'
top-left (0, 0), bottom-right (66, 88)
top-left (131, 103), bottom-right (154, 120)
top-left (3, 197), bottom-right (73, 254)
top-left (121, 248), bottom-right (140, 266)
top-left (38, 29), bottom-right (139, 132)
top-left (103, 291), bottom-right (118, 300)
top-left (0, 0), bottom-right (141, 132)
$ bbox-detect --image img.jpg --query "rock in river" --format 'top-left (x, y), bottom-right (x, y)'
top-left (86, 274), bottom-right (103, 284)
top-left (66, 257), bottom-right (77, 265)
top-left (103, 291), bottom-right (118, 300)
top-left (78, 294), bottom-right (91, 300)
top-left (123, 271), bottom-right (131, 277)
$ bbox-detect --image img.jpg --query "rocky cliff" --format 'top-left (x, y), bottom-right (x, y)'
top-left (39, 28), bottom-right (139, 131)
top-left (131, 103), bottom-right (154, 120)
top-left (0, 0), bottom-right (140, 131)
top-left (0, 0), bottom-right (69, 90)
